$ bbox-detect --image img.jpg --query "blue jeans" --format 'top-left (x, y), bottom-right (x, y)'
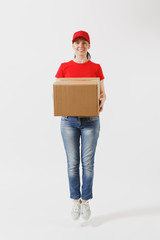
top-left (60, 116), bottom-right (100, 200)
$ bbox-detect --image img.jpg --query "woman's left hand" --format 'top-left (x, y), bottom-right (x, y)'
top-left (99, 93), bottom-right (106, 112)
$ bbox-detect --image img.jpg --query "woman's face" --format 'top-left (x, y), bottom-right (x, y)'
top-left (72, 37), bottom-right (90, 58)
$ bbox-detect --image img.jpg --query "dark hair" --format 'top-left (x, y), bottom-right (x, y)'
top-left (74, 51), bottom-right (91, 60)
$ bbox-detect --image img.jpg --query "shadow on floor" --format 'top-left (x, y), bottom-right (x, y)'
top-left (80, 204), bottom-right (160, 227)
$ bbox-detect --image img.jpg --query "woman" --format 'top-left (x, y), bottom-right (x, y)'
top-left (55, 30), bottom-right (106, 220)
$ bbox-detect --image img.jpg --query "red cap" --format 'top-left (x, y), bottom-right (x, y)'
top-left (72, 30), bottom-right (90, 44)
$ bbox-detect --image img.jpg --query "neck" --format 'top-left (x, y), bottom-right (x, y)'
top-left (73, 56), bottom-right (88, 63)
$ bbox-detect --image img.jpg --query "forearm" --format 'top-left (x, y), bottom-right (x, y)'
top-left (99, 79), bottom-right (106, 100)
top-left (100, 91), bottom-right (106, 100)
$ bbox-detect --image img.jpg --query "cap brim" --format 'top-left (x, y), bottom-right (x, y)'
top-left (72, 37), bottom-right (89, 43)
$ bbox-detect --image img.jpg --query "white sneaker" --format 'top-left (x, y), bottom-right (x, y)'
top-left (81, 200), bottom-right (91, 220)
top-left (71, 199), bottom-right (82, 220)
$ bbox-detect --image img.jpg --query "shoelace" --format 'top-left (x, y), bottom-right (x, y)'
top-left (73, 202), bottom-right (81, 212)
top-left (82, 201), bottom-right (90, 212)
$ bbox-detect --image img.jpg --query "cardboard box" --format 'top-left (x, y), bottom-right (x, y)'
top-left (53, 78), bottom-right (100, 117)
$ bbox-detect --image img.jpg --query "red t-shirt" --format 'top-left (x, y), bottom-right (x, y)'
top-left (55, 60), bottom-right (105, 80)
top-left (55, 60), bottom-right (105, 115)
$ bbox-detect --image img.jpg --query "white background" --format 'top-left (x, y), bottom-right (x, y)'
top-left (0, 0), bottom-right (160, 239)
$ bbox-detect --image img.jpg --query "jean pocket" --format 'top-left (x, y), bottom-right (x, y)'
top-left (61, 116), bottom-right (68, 120)
top-left (88, 116), bottom-right (99, 121)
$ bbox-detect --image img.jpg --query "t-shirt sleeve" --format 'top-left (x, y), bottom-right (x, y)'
top-left (98, 64), bottom-right (105, 81)
top-left (55, 63), bottom-right (64, 78)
